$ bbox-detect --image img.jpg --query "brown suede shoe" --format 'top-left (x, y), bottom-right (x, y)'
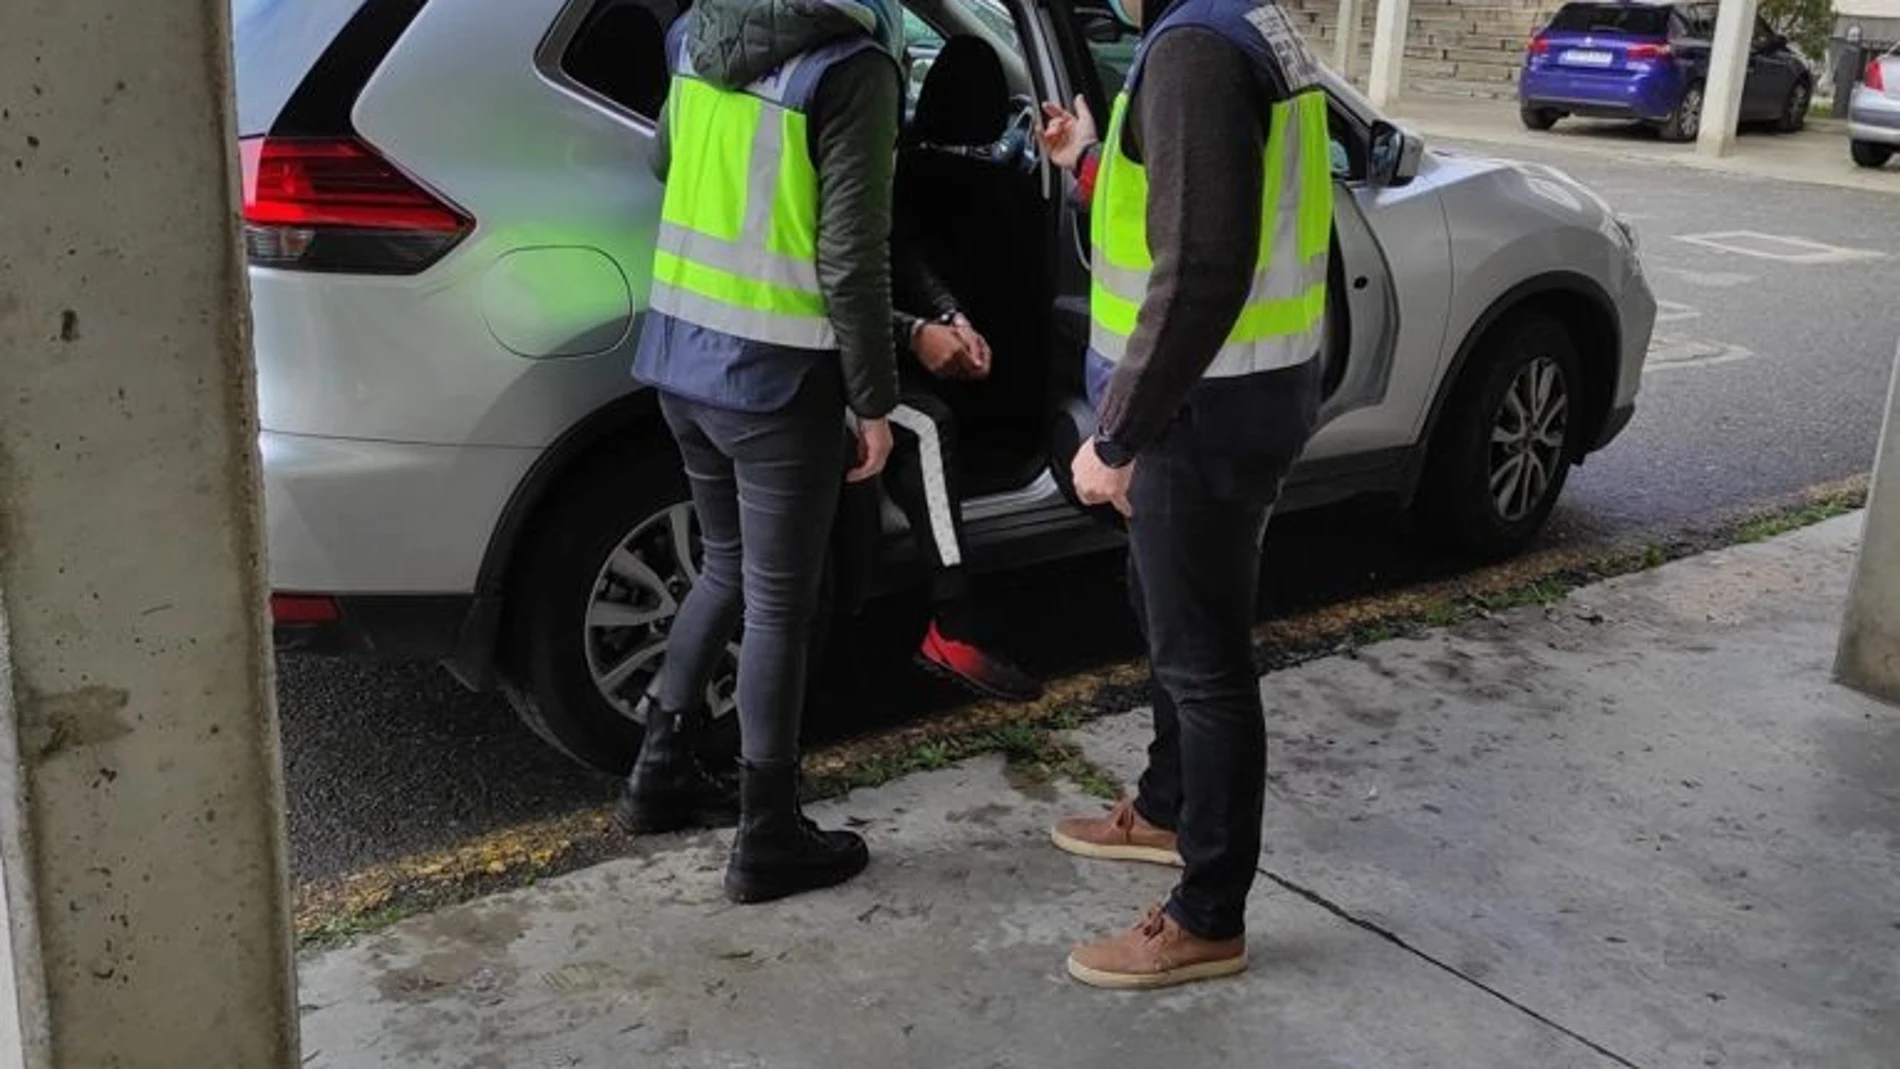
top-left (1068, 904), bottom-right (1248, 990)
top-left (1050, 798), bottom-right (1183, 867)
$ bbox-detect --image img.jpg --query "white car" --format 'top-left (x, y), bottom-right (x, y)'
top-left (1850, 44), bottom-right (1900, 169)
top-left (236, 0), bottom-right (1655, 772)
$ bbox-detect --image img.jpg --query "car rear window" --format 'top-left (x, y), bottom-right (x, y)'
top-left (1546, 3), bottom-right (1672, 35)
top-left (231, 0), bottom-right (368, 135)
top-left (560, 0), bottom-right (686, 121)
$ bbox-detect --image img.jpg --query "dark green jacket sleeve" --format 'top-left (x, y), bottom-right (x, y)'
top-left (808, 51), bottom-right (902, 419)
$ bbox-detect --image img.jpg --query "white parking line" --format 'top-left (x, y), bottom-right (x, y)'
top-left (1654, 299), bottom-right (1701, 323)
top-left (1672, 231), bottom-right (1886, 265)
top-left (1647, 264), bottom-right (1758, 288)
top-left (1644, 332), bottom-right (1757, 374)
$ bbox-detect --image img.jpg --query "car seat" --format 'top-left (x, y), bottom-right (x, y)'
top-left (897, 36), bottom-right (1052, 491)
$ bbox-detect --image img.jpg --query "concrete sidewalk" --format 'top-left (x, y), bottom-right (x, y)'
top-left (1392, 95), bottom-right (1899, 196)
top-left (299, 515), bottom-right (1899, 1068)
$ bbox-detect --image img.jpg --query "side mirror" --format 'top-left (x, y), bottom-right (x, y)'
top-left (1368, 120), bottom-right (1423, 187)
top-left (1081, 12), bottom-right (1124, 44)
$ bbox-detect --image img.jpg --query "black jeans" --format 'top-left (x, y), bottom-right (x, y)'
top-left (1127, 361), bottom-right (1320, 941)
top-left (652, 378), bottom-right (847, 765)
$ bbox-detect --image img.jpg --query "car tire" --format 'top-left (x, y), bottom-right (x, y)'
top-left (499, 437), bottom-right (742, 775)
top-left (1415, 311), bottom-right (1582, 560)
top-left (1776, 79), bottom-right (1810, 133)
top-left (1660, 82), bottom-right (1705, 142)
top-left (1520, 106), bottom-right (1562, 131)
top-left (1851, 140), bottom-right (1895, 169)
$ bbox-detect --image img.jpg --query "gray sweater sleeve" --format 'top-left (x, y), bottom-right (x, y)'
top-left (1095, 29), bottom-right (1278, 455)
top-left (808, 51), bottom-right (902, 419)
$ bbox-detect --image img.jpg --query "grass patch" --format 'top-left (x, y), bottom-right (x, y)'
top-left (299, 902), bottom-right (422, 951)
top-left (1732, 496), bottom-right (1859, 544)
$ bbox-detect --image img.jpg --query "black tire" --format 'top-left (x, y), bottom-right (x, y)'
top-left (499, 438), bottom-right (741, 775)
top-left (1776, 78), bottom-right (1810, 133)
top-left (1520, 105), bottom-right (1562, 131)
top-left (1851, 140), bottom-right (1895, 169)
top-left (1414, 311), bottom-right (1583, 560)
top-left (1660, 82), bottom-right (1705, 142)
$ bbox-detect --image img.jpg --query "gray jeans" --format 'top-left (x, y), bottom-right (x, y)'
top-left (653, 380), bottom-right (848, 764)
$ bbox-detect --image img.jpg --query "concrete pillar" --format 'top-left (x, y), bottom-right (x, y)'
top-left (1335, 0), bottom-right (1364, 81)
top-left (1837, 339), bottom-right (1900, 704)
top-left (0, 1), bottom-right (299, 1066)
top-left (1367, 0), bottom-right (1413, 111)
top-left (1697, 0), bottom-right (1760, 157)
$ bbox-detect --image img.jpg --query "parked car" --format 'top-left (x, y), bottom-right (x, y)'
top-left (236, 0), bottom-right (1654, 773)
top-left (1849, 45), bottom-right (1900, 169)
top-left (1519, 0), bottom-right (1814, 141)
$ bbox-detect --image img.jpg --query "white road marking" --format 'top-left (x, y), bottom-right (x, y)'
top-left (1644, 332), bottom-right (1757, 374)
top-left (1655, 299), bottom-right (1701, 323)
top-left (1646, 264), bottom-right (1758, 287)
top-left (1672, 231), bottom-right (1886, 265)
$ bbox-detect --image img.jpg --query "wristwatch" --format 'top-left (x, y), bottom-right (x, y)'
top-left (1093, 432), bottom-right (1135, 469)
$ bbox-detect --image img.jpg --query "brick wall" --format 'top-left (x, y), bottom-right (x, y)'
top-left (1284, 0), bottom-right (1557, 100)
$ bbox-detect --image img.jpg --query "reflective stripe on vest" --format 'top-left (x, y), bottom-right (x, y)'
top-left (1088, 56), bottom-right (1333, 378)
top-left (650, 50), bottom-right (835, 351)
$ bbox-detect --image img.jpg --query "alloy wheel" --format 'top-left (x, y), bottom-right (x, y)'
top-left (582, 501), bottom-right (738, 727)
top-left (1787, 82), bottom-right (1809, 127)
top-left (1488, 357), bottom-right (1569, 523)
top-left (1680, 88), bottom-right (1704, 140)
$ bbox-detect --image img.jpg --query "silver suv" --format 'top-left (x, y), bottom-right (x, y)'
top-left (237, 0), bottom-right (1655, 773)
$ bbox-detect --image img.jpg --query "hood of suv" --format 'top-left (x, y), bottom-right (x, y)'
top-left (686, 0), bottom-right (892, 89)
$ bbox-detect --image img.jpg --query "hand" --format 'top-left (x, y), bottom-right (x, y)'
top-left (1039, 96), bottom-right (1098, 171)
top-left (912, 323), bottom-right (970, 381)
top-left (1071, 438), bottom-right (1133, 517)
top-left (949, 315), bottom-right (992, 380)
top-left (848, 416), bottom-right (893, 483)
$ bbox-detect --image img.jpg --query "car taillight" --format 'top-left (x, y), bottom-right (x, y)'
top-left (1529, 35), bottom-right (1551, 55)
top-left (271, 594), bottom-right (341, 625)
top-left (1869, 58), bottom-right (1887, 92)
top-left (1626, 42), bottom-right (1671, 60)
top-left (239, 136), bottom-right (472, 275)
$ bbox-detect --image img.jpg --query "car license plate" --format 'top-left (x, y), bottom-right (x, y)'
top-left (1561, 49), bottom-right (1614, 67)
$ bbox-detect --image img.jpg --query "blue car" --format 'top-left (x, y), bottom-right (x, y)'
top-left (1519, 1), bottom-right (1813, 141)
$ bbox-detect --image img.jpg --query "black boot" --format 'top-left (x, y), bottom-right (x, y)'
top-left (613, 702), bottom-right (739, 835)
top-left (724, 759), bottom-right (869, 904)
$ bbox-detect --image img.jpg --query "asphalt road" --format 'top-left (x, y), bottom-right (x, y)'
top-left (280, 133), bottom-right (1900, 889)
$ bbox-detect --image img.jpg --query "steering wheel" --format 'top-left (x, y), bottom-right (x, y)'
top-left (996, 94), bottom-right (1042, 171)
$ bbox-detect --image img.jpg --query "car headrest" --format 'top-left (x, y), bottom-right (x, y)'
top-left (910, 36), bottom-right (1010, 148)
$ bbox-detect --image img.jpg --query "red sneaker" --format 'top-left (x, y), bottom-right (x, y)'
top-left (917, 620), bottom-right (1043, 702)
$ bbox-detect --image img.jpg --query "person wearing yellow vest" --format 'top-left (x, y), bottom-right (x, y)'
top-left (620, 0), bottom-right (906, 906)
top-left (1040, 0), bottom-right (1333, 988)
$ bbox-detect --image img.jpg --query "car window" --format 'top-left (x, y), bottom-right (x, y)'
top-left (1072, 1), bottom-right (1141, 91)
top-left (904, 0), bottom-right (1025, 99)
top-left (1547, 2), bottom-right (1672, 35)
top-left (230, 0), bottom-right (367, 135)
top-left (1678, 3), bottom-right (1719, 39)
top-left (559, 0), bottom-right (686, 121)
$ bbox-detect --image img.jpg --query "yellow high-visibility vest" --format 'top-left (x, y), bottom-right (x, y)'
top-left (649, 37), bottom-right (884, 352)
top-left (1088, 7), bottom-right (1333, 378)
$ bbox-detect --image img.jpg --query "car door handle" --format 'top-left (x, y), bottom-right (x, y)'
top-left (1352, 276), bottom-right (1369, 290)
